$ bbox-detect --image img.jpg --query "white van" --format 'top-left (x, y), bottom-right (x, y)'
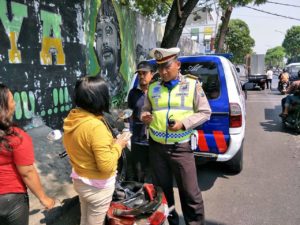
top-left (286, 62), bottom-right (300, 81)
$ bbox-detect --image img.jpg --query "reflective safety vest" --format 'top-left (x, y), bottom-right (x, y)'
top-left (148, 76), bottom-right (196, 144)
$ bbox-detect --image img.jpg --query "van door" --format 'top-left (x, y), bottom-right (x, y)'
top-left (180, 56), bottom-right (230, 154)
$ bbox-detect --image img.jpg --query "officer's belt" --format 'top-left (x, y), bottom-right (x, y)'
top-left (164, 139), bottom-right (190, 145)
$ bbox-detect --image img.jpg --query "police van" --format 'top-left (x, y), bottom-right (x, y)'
top-left (129, 55), bottom-right (246, 173)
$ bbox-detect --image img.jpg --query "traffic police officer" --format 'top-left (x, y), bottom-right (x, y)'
top-left (141, 47), bottom-right (211, 225)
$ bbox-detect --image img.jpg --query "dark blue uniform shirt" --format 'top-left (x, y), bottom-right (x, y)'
top-left (128, 87), bottom-right (148, 145)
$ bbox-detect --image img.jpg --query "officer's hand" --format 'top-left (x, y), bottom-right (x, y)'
top-left (168, 121), bottom-right (184, 131)
top-left (141, 112), bottom-right (153, 125)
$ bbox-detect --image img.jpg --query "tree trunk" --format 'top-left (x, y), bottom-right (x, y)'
top-left (161, 0), bottom-right (199, 48)
top-left (216, 5), bottom-right (233, 53)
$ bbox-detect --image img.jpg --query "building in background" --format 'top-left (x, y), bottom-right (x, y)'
top-left (180, 1), bottom-right (222, 54)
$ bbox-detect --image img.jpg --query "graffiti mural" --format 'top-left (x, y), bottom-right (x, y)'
top-left (0, 0), bottom-right (85, 129)
top-left (0, 0), bottom-right (202, 129)
top-left (86, 1), bottom-right (201, 106)
top-left (94, 0), bottom-right (125, 105)
top-left (86, 0), bottom-right (165, 106)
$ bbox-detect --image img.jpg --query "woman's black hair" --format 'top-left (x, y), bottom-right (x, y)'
top-left (0, 83), bottom-right (18, 151)
top-left (74, 76), bottom-right (110, 115)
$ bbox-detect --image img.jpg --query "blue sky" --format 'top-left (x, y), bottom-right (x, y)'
top-left (231, 0), bottom-right (300, 54)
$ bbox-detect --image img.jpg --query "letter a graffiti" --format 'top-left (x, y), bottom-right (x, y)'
top-left (40, 10), bottom-right (65, 65)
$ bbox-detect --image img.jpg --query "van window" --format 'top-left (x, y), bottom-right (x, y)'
top-left (287, 64), bottom-right (300, 73)
top-left (181, 61), bottom-right (220, 99)
top-left (230, 64), bottom-right (242, 96)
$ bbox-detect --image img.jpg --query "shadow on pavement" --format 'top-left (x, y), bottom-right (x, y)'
top-left (27, 126), bottom-right (73, 187)
top-left (206, 220), bottom-right (226, 225)
top-left (261, 105), bottom-right (299, 135)
top-left (260, 106), bottom-right (284, 132)
top-left (196, 162), bottom-right (235, 192)
top-left (42, 196), bottom-right (80, 225)
top-left (171, 161), bottom-right (236, 192)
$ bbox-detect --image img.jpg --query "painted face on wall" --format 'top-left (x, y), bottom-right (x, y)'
top-left (96, 17), bottom-right (119, 76)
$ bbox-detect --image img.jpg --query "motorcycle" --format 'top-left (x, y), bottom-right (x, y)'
top-left (57, 109), bottom-right (169, 225)
top-left (106, 181), bottom-right (168, 225)
top-left (281, 103), bottom-right (300, 133)
top-left (278, 80), bottom-right (289, 94)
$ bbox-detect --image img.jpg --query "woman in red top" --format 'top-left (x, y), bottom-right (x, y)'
top-left (0, 84), bottom-right (55, 225)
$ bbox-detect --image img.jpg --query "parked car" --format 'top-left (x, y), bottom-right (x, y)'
top-left (129, 55), bottom-right (247, 173)
top-left (286, 62), bottom-right (300, 81)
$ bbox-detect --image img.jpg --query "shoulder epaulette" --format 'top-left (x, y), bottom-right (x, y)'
top-left (184, 74), bottom-right (198, 80)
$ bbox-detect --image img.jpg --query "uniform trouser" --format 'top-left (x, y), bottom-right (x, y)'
top-left (149, 139), bottom-right (205, 225)
top-left (73, 179), bottom-right (115, 225)
top-left (0, 193), bottom-right (29, 225)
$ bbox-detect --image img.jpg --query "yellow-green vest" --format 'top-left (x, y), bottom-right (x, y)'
top-left (148, 76), bottom-right (196, 144)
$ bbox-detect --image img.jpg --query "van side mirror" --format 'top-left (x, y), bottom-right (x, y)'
top-left (236, 67), bottom-right (240, 73)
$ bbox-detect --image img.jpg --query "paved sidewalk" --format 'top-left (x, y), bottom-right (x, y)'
top-left (27, 126), bottom-right (79, 225)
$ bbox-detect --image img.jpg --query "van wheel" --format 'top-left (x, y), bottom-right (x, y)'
top-left (226, 141), bottom-right (243, 174)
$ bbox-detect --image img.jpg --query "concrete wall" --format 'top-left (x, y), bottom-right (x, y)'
top-left (1, 0), bottom-right (199, 129)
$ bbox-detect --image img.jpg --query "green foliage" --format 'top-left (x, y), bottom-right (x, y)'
top-left (215, 0), bottom-right (266, 53)
top-left (265, 46), bottom-right (285, 67)
top-left (282, 26), bottom-right (300, 59)
top-left (118, 0), bottom-right (173, 18)
top-left (218, 0), bottom-right (266, 9)
top-left (221, 19), bottom-right (254, 63)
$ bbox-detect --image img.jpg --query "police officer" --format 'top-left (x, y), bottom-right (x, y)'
top-left (141, 47), bottom-right (211, 225)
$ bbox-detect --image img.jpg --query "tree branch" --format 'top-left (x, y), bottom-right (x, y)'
top-left (177, 0), bottom-right (183, 18)
top-left (182, 0), bottom-right (203, 20)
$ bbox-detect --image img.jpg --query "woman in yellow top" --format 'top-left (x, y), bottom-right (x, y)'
top-left (63, 76), bottom-right (129, 225)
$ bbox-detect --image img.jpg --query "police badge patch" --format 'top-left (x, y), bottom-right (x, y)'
top-left (152, 85), bottom-right (161, 98)
top-left (179, 83), bottom-right (189, 92)
top-left (154, 50), bottom-right (163, 60)
top-left (177, 83), bottom-right (189, 96)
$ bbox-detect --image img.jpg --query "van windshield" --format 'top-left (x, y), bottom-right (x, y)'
top-left (181, 61), bottom-right (220, 99)
top-left (288, 65), bottom-right (300, 73)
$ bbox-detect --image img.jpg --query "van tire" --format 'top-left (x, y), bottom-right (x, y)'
top-left (226, 141), bottom-right (243, 174)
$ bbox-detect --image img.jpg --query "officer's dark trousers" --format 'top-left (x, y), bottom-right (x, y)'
top-left (0, 193), bottom-right (29, 225)
top-left (149, 139), bottom-right (205, 225)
